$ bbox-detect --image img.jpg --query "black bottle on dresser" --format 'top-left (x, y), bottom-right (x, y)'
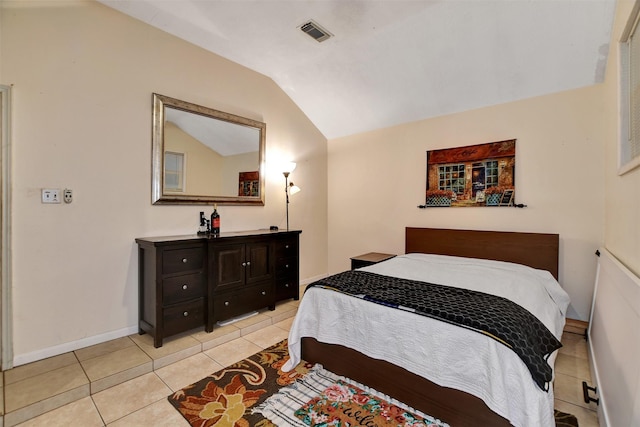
top-left (197, 211), bottom-right (207, 235)
top-left (211, 204), bottom-right (220, 235)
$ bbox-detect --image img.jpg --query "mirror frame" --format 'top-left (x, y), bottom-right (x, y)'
top-left (152, 93), bottom-right (266, 205)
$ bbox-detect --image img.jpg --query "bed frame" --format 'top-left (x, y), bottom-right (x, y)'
top-left (301, 227), bottom-right (560, 427)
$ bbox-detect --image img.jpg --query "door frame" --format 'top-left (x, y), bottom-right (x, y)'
top-left (1, 84), bottom-right (13, 370)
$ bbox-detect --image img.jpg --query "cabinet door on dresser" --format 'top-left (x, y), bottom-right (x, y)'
top-left (136, 239), bottom-right (207, 348)
top-left (275, 231), bottom-right (301, 302)
top-left (209, 239), bottom-right (274, 291)
top-left (208, 236), bottom-right (275, 325)
top-left (210, 243), bottom-right (245, 292)
top-left (245, 241), bottom-right (273, 284)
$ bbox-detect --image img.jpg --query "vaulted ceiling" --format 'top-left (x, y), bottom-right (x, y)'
top-left (99, 0), bottom-right (617, 140)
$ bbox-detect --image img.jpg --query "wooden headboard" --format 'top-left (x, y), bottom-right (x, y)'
top-left (405, 227), bottom-right (559, 279)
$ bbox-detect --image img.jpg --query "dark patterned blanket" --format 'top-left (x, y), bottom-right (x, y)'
top-left (308, 270), bottom-right (562, 391)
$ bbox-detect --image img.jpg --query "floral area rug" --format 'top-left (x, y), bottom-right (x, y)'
top-left (167, 339), bottom-right (579, 427)
top-left (167, 339), bottom-right (311, 427)
top-left (294, 379), bottom-right (441, 426)
top-left (255, 365), bottom-right (447, 427)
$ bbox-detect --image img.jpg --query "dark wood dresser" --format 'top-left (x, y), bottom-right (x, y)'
top-left (136, 229), bottom-right (301, 347)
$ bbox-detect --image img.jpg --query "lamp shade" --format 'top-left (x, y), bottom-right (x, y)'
top-left (282, 162), bottom-right (297, 174)
top-left (289, 184), bottom-right (301, 195)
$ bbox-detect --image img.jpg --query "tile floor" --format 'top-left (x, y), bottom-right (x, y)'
top-left (1, 301), bottom-right (598, 427)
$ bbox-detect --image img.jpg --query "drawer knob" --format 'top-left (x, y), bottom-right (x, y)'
top-left (224, 301), bottom-right (230, 306)
top-left (285, 264), bottom-right (289, 268)
top-left (261, 291), bottom-right (266, 295)
top-left (182, 284), bottom-right (188, 290)
top-left (183, 311), bottom-right (189, 317)
top-left (242, 262), bottom-right (246, 267)
top-left (182, 258), bottom-right (188, 263)
top-left (246, 261), bottom-right (251, 266)
top-left (285, 283), bottom-right (289, 288)
top-left (285, 244), bottom-right (289, 249)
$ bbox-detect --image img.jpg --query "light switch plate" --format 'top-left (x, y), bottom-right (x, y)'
top-left (42, 189), bottom-right (61, 204)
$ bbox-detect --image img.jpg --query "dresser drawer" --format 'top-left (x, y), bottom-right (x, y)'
top-left (275, 238), bottom-right (298, 259)
top-left (162, 298), bottom-right (205, 336)
top-left (162, 273), bottom-right (205, 305)
top-left (237, 282), bottom-right (274, 312)
top-left (275, 276), bottom-right (298, 301)
top-left (276, 257), bottom-right (298, 276)
top-left (213, 282), bottom-right (274, 322)
top-left (162, 245), bottom-right (205, 274)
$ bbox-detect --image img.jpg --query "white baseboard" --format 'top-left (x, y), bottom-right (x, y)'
top-left (12, 276), bottom-right (328, 368)
top-left (301, 273), bottom-right (328, 286)
top-left (12, 325), bottom-right (139, 367)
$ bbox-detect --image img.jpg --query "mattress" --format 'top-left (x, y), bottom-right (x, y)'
top-left (283, 253), bottom-right (570, 427)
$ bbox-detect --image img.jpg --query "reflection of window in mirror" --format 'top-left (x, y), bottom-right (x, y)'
top-left (164, 151), bottom-right (185, 192)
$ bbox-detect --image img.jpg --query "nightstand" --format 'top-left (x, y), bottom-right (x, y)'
top-left (350, 252), bottom-right (396, 270)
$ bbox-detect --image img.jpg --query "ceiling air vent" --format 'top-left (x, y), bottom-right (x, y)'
top-left (300, 20), bottom-right (332, 43)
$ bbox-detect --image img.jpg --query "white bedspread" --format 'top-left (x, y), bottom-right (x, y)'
top-left (282, 253), bottom-right (570, 427)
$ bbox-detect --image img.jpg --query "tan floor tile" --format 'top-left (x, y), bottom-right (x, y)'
top-left (555, 353), bottom-right (592, 382)
top-left (107, 398), bottom-right (188, 427)
top-left (80, 345), bottom-right (151, 382)
top-left (90, 361), bottom-right (153, 395)
top-left (4, 353), bottom-right (78, 385)
top-left (261, 300), bottom-right (298, 318)
top-left (239, 318), bottom-right (273, 336)
top-left (155, 353), bottom-right (223, 392)
top-left (191, 324), bottom-right (241, 351)
top-left (203, 337), bottom-right (262, 367)
top-left (5, 363), bottom-right (88, 413)
top-left (129, 332), bottom-right (202, 370)
top-left (190, 323), bottom-right (238, 339)
top-left (559, 333), bottom-right (589, 360)
top-left (554, 372), bottom-right (599, 411)
top-left (243, 325), bottom-right (289, 349)
top-left (4, 384), bottom-right (89, 427)
top-left (232, 312), bottom-right (271, 330)
top-left (129, 332), bottom-right (201, 362)
top-left (15, 396), bottom-right (103, 427)
top-left (92, 373), bottom-right (171, 424)
top-left (273, 315), bottom-right (295, 331)
top-left (75, 337), bottom-right (135, 362)
top-left (271, 310), bottom-right (297, 325)
top-left (555, 399), bottom-right (599, 427)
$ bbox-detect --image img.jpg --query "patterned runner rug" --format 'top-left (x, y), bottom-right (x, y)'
top-left (167, 339), bottom-right (579, 427)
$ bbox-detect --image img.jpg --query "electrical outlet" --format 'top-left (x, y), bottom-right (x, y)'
top-left (63, 189), bottom-right (72, 203)
top-left (42, 189), bottom-right (61, 204)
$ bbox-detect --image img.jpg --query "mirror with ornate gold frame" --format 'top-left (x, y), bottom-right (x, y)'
top-left (152, 93), bottom-right (265, 205)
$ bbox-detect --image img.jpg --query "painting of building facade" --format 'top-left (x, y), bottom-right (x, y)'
top-left (426, 140), bottom-right (516, 207)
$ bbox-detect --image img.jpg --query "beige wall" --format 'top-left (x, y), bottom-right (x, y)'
top-left (164, 122), bottom-right (225, 195)
top-left (0, 0), bottom-right (328, 364)
top-left (603, 0), bottom-right (640, 277)
top-left (328, 85), bottom-right (606, 321)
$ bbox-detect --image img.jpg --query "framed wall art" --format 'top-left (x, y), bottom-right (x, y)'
top-left (425, 139), bottom-right (516, 207)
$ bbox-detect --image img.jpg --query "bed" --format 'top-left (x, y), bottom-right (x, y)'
top-left (283, 227), bottom-right (569, 427)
